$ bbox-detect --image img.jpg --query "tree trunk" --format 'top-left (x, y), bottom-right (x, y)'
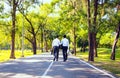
top-left (44, 31), bottom-right (48, 52)
top-left (83, 43), bottom-right (86, 52)
top-left (111, 22), bottom-right (120, 60)
top-left (93, 0), bottom-right (98, 57)
top-left (32, 35), bottom-right (37, 55)
top-left (73, 25), bottom-right (76, 55)
top-left (10, 0), bottom-right (16, 59)
top-left (88, 33), bottom-right (94, 61)
top-left (87, 0), bottom-right (94, 61)
top-left (93, 34), bottom-right (98, 57)
top-left (45, 39), bottom-right (48, 52)
top-left (81, 43), bottom-right (86, 52)
top-left (41, 27), bottom-right (44, 52)
top-left (38, 37), bottom-right (41, 50)
top-left (45, 38), bottom-right (48, 52)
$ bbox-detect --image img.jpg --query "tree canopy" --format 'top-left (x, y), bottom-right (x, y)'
top-left (0, 0), bottom-right (120, 61)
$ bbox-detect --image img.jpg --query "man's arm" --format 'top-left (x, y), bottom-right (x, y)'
top-left (52, 40), bottom-right (54, 48)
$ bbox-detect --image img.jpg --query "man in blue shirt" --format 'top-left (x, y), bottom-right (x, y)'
top-left (61, 35), bottom-right (69, 62)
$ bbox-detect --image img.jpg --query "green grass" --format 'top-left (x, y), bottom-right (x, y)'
top-left (0, 50), bottom-right (41, 62)
top-left (76, 48), bottom-right (120, 77)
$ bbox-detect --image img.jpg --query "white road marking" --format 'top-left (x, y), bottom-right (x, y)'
top-left (41, 61), bottom-right (54, 78)
top-left (78, 59), bottom-right (116, 78)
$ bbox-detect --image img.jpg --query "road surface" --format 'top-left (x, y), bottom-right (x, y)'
top-left (0, 52), bottom-right (117, 78)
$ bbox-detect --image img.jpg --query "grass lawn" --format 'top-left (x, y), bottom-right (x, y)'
top-left (76, 48), bottom-right (120, 77)
top-left (0, 50), bottom-right (41, 62)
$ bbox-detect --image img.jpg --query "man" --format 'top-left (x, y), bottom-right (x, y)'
top-left (61, 35), bottom-right (69, 62)
top-left (52, 35), bottom-right (60, 61)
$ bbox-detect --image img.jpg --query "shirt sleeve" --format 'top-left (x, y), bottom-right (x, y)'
top-left (61, 39), bottom-right (63, 45)
top-left (52, 40), bottom-right (54, 48)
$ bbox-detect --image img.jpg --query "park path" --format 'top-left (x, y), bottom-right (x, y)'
top-left (0, 52), bottom-right (117, 78)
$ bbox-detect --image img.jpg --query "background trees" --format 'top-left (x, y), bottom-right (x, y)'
top-left (0, 0), bottom-right (120, 62)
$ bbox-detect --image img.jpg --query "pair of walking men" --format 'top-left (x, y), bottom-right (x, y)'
top-left (52, 35), bottom-right (69, 62)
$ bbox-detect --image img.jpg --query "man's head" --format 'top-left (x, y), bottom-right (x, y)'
top-left (63, 35), bottom-right (66, 38)
top-left (56, 35), bottom-right (59, 38)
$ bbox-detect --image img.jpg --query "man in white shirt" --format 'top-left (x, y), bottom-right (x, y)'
top-left (61, 35), bottom-right (69, 62)
top-left (52, 35), bottom-right (60, 61)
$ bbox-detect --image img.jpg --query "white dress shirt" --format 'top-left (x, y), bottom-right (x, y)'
top-left (61, 38), bottom-right (69, 47)
top-left (52, 38), bottom-right (60, 47)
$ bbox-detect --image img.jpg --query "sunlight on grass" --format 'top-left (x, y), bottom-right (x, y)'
top-left (0, 50), bottom-right (41, 62)
top-left (76, 48), bottom-right (120, 77)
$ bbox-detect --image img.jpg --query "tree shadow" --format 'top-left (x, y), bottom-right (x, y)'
top-left (0, 53), bottom-right (114, 78)
top-left (0, 54), bottom-right (53, 78)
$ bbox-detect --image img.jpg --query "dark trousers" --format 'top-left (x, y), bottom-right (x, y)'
top-left (53, 46), bottom-right (59, 61)
top-left (62, 46), bottom-right (68, 61)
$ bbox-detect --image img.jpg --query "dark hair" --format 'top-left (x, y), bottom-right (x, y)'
top-left (56, 35), bottom-right (59, 38)
top-left (63, 35), bottom-right (66, 38)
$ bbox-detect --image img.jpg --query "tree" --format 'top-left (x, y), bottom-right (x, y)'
top-left (10, 0), bottom-right (19, 59)
top-left (18, 1), bottom-right (53, 54)
top-left (3, 0), bottom-right (24, 59)
top-left (58, 0), bottom-right (81, 55)
top-left (87, 0), bottom-right (94, 61)
top-left (0, 1), bottom-right (4, 14)
top-left (87, 0), bottom-right (101, 61)
top-left (111, 4), bottom-right (120, 60)
top-left (77, 28), bottom-right (88, 52)
top-left (20, 12), bottom-right (44, 54)
top-left (93, 0), bottom-right (98, 57)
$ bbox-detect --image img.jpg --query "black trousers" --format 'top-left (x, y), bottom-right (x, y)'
top-left (53, 46), bottom-right (59, 61)
top-left (62, 46), bottom-right (68, 61)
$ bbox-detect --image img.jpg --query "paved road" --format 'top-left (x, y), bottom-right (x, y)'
top-left (0, 52), bottom-right (117, 78)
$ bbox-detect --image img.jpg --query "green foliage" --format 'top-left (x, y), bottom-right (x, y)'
top-left (76, 48), bottom-right (120, 77)
top-left (0, 1), bottom-right (4, 13)
top-left (77, 28), bottom-right (88, 47)
top-left (51, 0), bottom-right (61, 6)
top-left (99, 33), bottom-right (114, 48)
top-left (40, 3), bottom-right (53, 16)
top-left (0, 20), bottom-right (11, 49)
top-left (0, 0), bottom-right (120, 61)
